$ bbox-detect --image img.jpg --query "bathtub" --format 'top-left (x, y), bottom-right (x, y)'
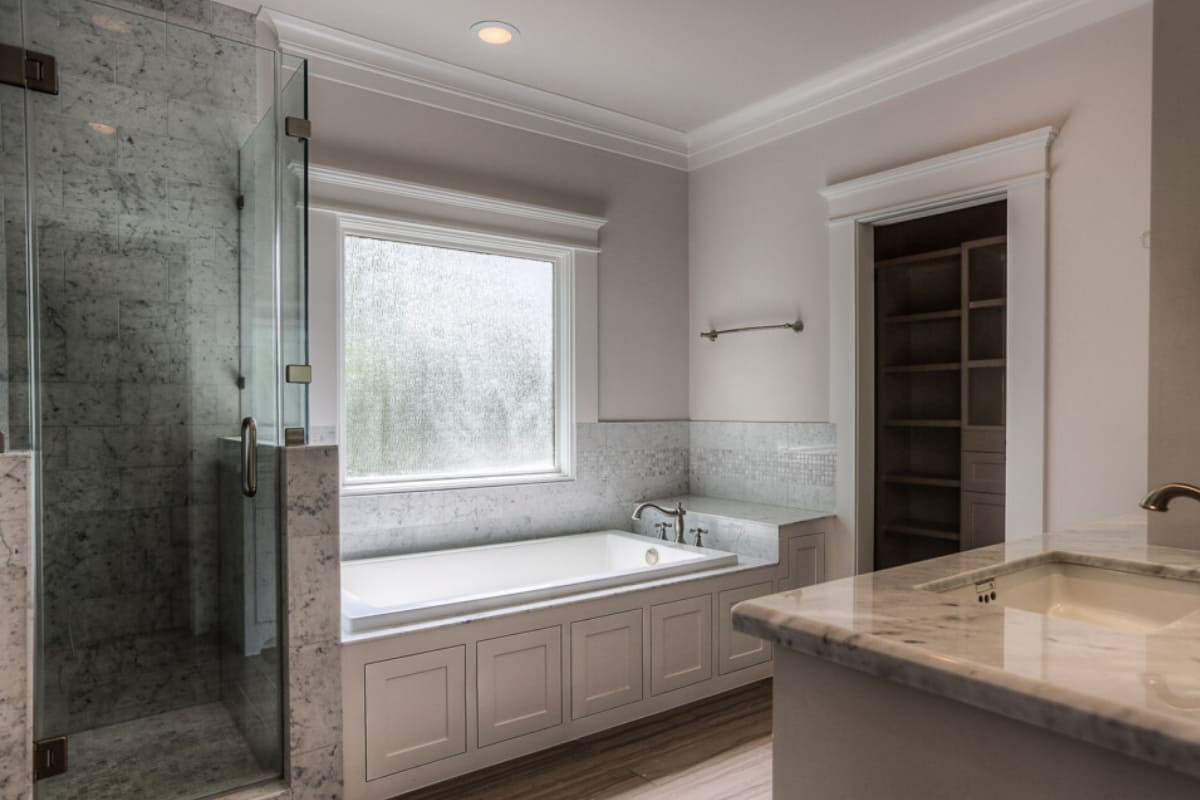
top-left (341, 530), bottom-right (739, 633)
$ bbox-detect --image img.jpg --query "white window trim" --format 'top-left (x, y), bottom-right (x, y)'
top-left (335, 211), bottom-right (577, 495)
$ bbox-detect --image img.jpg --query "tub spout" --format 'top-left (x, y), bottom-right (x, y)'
top-left (632, 502), bottom-right (686, 544)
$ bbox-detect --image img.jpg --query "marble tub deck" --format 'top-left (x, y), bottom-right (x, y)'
top-left (733, 515), bottom-right (1200, 781)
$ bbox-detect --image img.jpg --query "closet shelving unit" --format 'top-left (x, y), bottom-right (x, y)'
top-left (874, 236), bottom-right (1007, 570)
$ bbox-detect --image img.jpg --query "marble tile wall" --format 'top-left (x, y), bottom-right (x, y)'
top-left (0, 453), bottom-right (32, 800)
top-left (25, 0), bottom-right (262, 734)
top-left (339, 422), bottom-right (691, 558)
top-left (283, 445), bottom-right (343, 799)
top-left (689, 421), bottom-right (836, 511)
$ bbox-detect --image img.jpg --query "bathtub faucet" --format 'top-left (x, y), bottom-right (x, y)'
top-left (632, 502), bottom-right (686, 544)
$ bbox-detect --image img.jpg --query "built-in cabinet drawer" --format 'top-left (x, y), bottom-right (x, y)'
top-left (718, 582), bottom-right (773, 675)
top-left (364, 646), bottom-right (467, 780)
top-left (570, 609), bottom-right (643, 719)
top-left (477, 627), bottom-right (563, 747)
top-left (778, 534), bottom-right (825, 591)
top-left (962, 451), bottom-right (1005, 494)
top-left (650, 595), bottom-right (712, 695)
top-left (962, 491), bottom-right (1006, 550)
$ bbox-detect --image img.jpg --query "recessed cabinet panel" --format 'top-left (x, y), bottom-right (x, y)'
top-left (571, 609), bottom-right (643, 719)
top-left (778, 534), bottom-right (826, 591)
top-left (962, 451), bottom-right (1005, 494)
top-left (962, 491), bottom-right (1006, 550)
top-left (650, 595), bottom-right (712, 696)
top-left (364, 646), bottom-right (466, 780)
top-left (477, 627), bottom-right (563, 747)
top-left (718, 582), bottom-right (774, 675)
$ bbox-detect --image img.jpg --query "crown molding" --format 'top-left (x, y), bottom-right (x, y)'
top-left (686, 0), bottom-right (1146, 169)
top-left (261, 9), bottom-right (690, 171)
top-left (263, 0), bottom-right (1145, 174)
top-left (308, 164), bottom-right (607, 250)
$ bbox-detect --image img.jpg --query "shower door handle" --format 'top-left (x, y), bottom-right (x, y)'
top-left (241, 416), bottom-right (258, 497)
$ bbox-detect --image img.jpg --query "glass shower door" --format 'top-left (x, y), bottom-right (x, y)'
top-left (17, 1), bottom-right (305, 797)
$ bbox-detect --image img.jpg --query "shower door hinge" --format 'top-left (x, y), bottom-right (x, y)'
top-left (285, 116), bottom-right (311, 140)
top-left (33, 736), bottom-right (68, 781)
top-left (0, 43), bottom-right (59, 95)
top-left (236, 194), bottom-right (245, 210)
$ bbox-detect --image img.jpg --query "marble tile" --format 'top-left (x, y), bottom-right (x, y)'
top-left (0, 453), bottom-right (31, 800)
top-left (689, 421), bottom-right (835, 511)
top-left (288, 640), bottom-right (342, 755)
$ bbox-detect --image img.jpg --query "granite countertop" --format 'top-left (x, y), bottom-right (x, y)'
top-left (647, 494), bottom-right (833, 527)
top-left (733, 515), bottom-right (1200, 779)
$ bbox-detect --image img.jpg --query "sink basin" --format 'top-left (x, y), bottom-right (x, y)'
top-left (926, 557), bottom-right (1200, 634)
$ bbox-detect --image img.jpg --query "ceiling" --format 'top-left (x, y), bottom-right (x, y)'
top-left (244, 0), bottom-right (1000, 133)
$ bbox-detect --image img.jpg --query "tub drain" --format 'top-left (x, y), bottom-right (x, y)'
top-left (645, 548), bottom-right (660, 565)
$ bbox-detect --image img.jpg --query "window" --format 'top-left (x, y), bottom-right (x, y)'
top-left (339, 219), bottom-right (575, 492)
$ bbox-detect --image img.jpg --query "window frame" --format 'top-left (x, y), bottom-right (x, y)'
top-left (336, 213), bottom-right (576, 495)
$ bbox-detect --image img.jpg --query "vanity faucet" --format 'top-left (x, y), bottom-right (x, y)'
top-left (632, 501), bottom-right (686, 544)
top-left (1140, 482), bottom-right (1200, 512)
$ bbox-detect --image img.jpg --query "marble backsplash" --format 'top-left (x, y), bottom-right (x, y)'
top-left (340, 420), bottom-right (835, 558)
top-left (689, 421), bottom-right (836, 511)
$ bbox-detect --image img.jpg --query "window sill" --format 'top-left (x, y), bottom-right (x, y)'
top-left (341, 470), bottom-right (576, 496)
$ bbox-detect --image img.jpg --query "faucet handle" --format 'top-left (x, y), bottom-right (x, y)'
top-left (689, 527), bottom-right (709, 547)
top-left (654, 522), bottom-right (670, 541)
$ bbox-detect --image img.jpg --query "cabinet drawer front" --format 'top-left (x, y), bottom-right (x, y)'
top-left (778, 534), bottom-right (826, 591)
top-left (962, 451), bottom-right (1005, 494)
top-left (365, 646), bottom-right (466, 780)
top-left (571, 609), bottom-right (644, 719)
top-left (477, 627), bottom-right (563, 747)
top-left (650, 595), bottom-right (712, 696)
top-left (718, 582), bottom-right (774, 675)
top-left (961, 491), bottom-right (1006, 550)
top-left (962, 428), bottom-right (1005, 453)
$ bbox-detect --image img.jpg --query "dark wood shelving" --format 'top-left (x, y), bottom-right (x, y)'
top-left (875, 219), bottom-right (1008, 571)
top-left (884, 309), bottom-right (962, 324)
top-left (885, 419), bottom-right (961, 429)
top-left (884, 522), bottom-right (961, 542)
top-left (883, 363), bottom-right (961, 374)
top-left (883, 473), bottom-right (961, 488)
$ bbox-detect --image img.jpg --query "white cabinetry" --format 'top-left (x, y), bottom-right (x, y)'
top-left (477, 627), bottom-right (563, 746)
top-left (650, 595), bottom-right (712, 695)
top-left (571, 609), bottom-right (643, 719)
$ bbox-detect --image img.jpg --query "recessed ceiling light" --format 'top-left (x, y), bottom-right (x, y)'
top-left (92, 14), bottom-right (131, 33)
top-left (470, 20), bottom-right (519, 46)
top-left (87, 122), bottom-right (117, 136)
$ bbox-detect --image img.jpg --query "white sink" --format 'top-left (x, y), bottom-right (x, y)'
top-left (927, 558), bottom-right (1200, 634)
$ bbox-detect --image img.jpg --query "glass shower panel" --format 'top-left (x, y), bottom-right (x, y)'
top-left (19, 1), bottom-right (304, 797)
top-left (280, 54), bottom-right (309, 438)
top-left (1, 0), bottom-right (32, 454)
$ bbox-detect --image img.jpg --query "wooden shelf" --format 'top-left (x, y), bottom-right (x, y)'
top-left (884, 522), bottom-right (961, 542)
top-left (875, 246), bottom-right (964, 269)
top-left (885, 419), bottom-right (961, 429)
top-left (884, 309), bottom-right (962, 324)
top-left (884, 363), bottom-right (961, 374)
top-left (969, 298), bottom-right (1006, 310)
top-left (883, 473), bottom-right (961, 488)
top-left (967, 359), bottom-right (1006, 369)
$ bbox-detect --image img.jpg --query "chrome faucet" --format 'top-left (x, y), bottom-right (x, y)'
top-left (633, 501), bottom-right (686, 544)
top-left (1140, 483), bottom-right (1200, 512)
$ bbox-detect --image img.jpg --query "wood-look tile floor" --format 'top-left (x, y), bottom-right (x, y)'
top-left (395, 680), bottom-right (772, 800)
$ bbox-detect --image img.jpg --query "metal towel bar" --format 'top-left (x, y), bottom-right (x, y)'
top-left (700, 319), bottom-right (804, 341)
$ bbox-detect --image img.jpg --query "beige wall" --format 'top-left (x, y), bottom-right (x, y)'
top-left (1148, 0), bottom-right (1200, 549)
top-left (306, 78), bottom-right (690, 423)
top-left (689, 8), bottom-right (1152, 532)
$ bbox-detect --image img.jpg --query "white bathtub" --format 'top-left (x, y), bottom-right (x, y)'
top-left (341, 530), bottom-right (739, 633)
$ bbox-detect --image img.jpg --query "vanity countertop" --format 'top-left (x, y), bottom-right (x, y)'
top-left (733, 515), bottom-right (1200, 779)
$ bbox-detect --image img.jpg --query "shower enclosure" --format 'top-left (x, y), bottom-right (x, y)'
top-left (2, 0), bottom-right (309, 797)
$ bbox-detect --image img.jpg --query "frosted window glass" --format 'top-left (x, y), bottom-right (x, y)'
top-left (343, 235), bottom-right (556, 482)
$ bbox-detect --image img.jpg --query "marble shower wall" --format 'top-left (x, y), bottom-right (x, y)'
top-left (0, 453), bottom-right (32, 800)
top-left (340, 422), bottom-right (691, 558)
top-left (27, 0), bottom-right (262, 734)
top-left (689, 421), bottom-right (836, 511)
